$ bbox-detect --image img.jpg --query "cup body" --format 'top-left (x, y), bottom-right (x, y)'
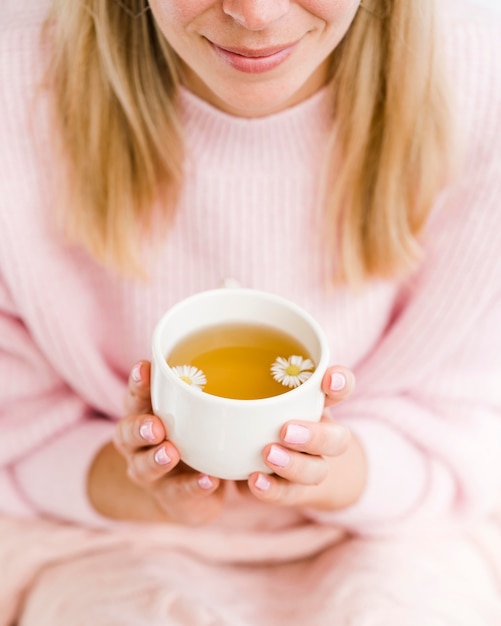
top-left (151, 288), bottom-right (329, 480)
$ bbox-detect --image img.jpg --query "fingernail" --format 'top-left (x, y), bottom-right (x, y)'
top-left (284, 424), bottom-right (310, 445)
top-left (131, 362), bottom-right (142, 383)
top-left (198, 475), bottom-right (213, 490)
top-left (330, 372), bottom-right (346, 392)
top-left (139, 420), bottom-right (156, 442)
top-left (255, 473), bottom-right (271, 491)
top-left (154, 447), bottom-right (171, 466)
top-left (267, 445), bottom-right (290, 468)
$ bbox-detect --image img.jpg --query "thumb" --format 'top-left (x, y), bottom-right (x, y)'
top-left (321, 366), bottom-right (356, 407)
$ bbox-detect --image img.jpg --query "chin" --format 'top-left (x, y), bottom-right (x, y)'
top-left (208, 82), bottom-right (312, 118)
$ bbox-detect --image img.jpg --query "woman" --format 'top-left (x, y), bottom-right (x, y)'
top-left (1, 1), bottom-right (501, 624)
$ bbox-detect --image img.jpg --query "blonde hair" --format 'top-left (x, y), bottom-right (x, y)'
top-left (43, 0), bottom-right (455, 283)
top-left (326, 0), bottom-right (455, 283)
top-left (43, 0), bottom-right (183, 270)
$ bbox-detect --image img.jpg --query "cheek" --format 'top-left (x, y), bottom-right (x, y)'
top-left (312, 0), bottom-right (361, 47)
top-left (148, 0), bottom-right (214, 26)
top-left (304, 0), bottom-right (360, 22)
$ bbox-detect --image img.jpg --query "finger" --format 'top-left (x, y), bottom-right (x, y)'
top-left (262, 444), bottom-right (329, 486)
top-left (154, 472), bottom-right (224, 525)
top-left (124, 360), bottom-right (153, 417)
top-left (125, 441), bottom-right (180, 485)
top-left (114, 413), bottom-right (166, 455)
top-left (321, 366), bottom-right (355, 407)
top-left (280, 418), bottom-right (351, 457)
top-left (157, 471), bottom-right (222, 501)
top-left (248, 472), bottom-right (307, 506)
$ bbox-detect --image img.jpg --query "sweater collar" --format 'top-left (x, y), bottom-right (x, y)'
top-left (177, 84), bottom-right (333, 138)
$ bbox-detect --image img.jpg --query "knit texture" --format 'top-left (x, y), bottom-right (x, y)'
top-left (0, 1), bottom-right (500, 545)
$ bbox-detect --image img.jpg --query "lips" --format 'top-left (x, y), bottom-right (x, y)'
top-left (216, 43), bottom-right (297, 58)
top-left (208, 39), bottom-right (299, 74)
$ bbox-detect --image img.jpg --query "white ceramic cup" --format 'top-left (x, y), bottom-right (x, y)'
top-left (151, 288), bottom-right (329, 480)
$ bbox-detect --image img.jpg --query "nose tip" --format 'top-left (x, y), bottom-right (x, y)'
top-left (222, 0), bottom-right (290, 30)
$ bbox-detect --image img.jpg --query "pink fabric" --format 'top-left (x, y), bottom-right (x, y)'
top-left (2, 514), bottom-right (501, 625)
top-left (0, 0), bottom-right (501, 623)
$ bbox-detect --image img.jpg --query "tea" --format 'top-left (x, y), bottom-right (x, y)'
top-left (167, 322), bottom-right (316, 400)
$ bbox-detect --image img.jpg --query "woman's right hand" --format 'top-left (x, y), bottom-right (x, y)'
top-left (88, 360), bottom-right (224, 525)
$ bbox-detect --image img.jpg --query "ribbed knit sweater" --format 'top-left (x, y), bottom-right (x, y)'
top-left (0, 1), bottom-right (500, 539)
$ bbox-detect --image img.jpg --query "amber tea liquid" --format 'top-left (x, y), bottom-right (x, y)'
top-left (167, 322), bottom-right (315, 400)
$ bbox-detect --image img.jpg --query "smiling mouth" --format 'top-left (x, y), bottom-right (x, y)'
top-left (207, 39), bottom-right (300, 74)
top-left (215, 43), bottom-right (298, 58)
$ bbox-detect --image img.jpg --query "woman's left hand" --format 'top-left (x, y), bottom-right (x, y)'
top-left (247, 366), bottom-right (367, 512)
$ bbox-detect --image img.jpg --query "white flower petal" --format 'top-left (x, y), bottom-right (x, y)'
top-left (299, 358), bottom-right (315, 372)
top-left (271, 370), bottom-right (287, 384)
top-left (272, 356), bottom-right (290, 369)
top-left (297, 371), bottom-right (313, 383)
top-left (171, 365), bottom-right (207, 390)
top-left (270, 355), bottom-right (315, 388)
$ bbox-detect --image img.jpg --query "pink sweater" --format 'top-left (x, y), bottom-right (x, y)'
top-left (0, 1), bottom-right (500, 539)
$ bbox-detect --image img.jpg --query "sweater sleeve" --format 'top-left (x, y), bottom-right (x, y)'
top-left (0, 276), bottom-right (116, 526)
top-left (312, 293), bottom-right (501, 535)
top-left (328, 328), bottom-right (501, 538)
top-left (0, 18), bottom-right (122, 527)
top-left (307, 172), bottom-right (501, 534)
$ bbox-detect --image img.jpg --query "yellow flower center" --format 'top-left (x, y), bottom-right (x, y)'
top-left (180, 375), bottom-right (192, 385)
top-left (285, 365), bottom-right (301, 377)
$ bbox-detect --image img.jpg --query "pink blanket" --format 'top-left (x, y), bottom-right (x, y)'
top-left (3, 513), bottom-right (501, 625)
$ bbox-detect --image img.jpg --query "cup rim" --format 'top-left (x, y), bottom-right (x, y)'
top-left (152, 287), bottom-right (330, 406)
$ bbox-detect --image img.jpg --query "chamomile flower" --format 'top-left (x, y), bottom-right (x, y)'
top-left (270, 355), bottom-right (315, 389)
top-left (171, 365), bottom-right (207, 390)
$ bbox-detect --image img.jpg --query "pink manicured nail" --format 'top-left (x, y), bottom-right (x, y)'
top-left (255, 473), bottom-right (271, 491)
top-left (131, 362), bottom-right (142, 383)
top-left (267, 445), bottom-right (290, 468)
top-left (284, 424), bottom-right (310, 445)
top-left (154, 447), bottom-right (171, 466)
top-left (330, 372), bottom-right (346, 392)
top-left (198, 475), bottom-right (213, 490)
top-left (139, 420), bottom-right (156, 442)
